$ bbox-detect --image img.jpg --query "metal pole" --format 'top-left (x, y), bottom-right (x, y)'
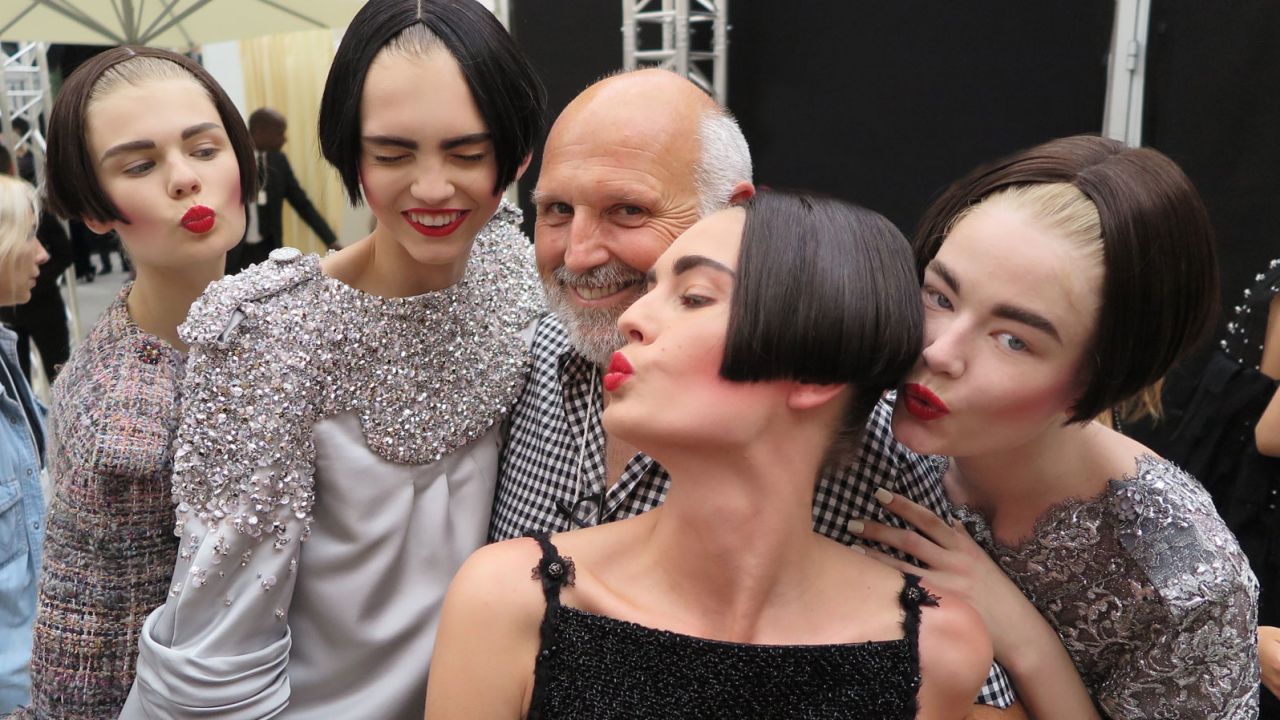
top-left (1101, 0), bottom-right (1152, 147)
top-left (673, 0), bottom-right (689, 76)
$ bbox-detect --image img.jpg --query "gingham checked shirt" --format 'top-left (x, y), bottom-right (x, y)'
top-left (491, 314), bottom-right (1015, 708)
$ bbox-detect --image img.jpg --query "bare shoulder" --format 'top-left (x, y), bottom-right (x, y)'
top-left (916, 579), bottom-right (994, 720)
top-left (447, 536), bottom-right (550, 624)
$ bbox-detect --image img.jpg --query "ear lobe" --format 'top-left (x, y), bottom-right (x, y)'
top-left (787, 381), bottom-right (848, 411)
top-left (83, 216), bottom-right (116, 236)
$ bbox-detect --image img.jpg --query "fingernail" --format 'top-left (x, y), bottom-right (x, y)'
top-left (874, 488), bottom-right (894, 505)
top-left (847, 519), bottom-right (865, 534)
top-left (850, 544), bottom-right (866, 554)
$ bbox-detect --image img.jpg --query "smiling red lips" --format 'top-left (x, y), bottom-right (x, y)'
top-left (902, 382), bottom-right (950, 421)
top-left (180, 205), bottom-right (216, 234)
top-left (404, 208), bottom-right (470, 237)
top-left (603, 352), bottom-right (634, 392)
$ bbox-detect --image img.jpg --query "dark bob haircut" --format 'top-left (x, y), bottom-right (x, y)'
top-left (44, 46), bottom-right (255, 223)
top-left (914, 134), bottom-right (1219, 423)
top-left (721, 189), bottom-right (924, 437)
top-left (318, 0), bottom-right (546, 203)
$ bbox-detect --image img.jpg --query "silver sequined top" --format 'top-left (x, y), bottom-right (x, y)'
top-left (952, 455), bottom-right (1259, 719)
top-left (170, 201), bottom-right (542, 545)
top-left (122, 203), bottom-right (544, 719)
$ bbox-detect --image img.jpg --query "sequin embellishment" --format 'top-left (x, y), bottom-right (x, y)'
top-left (170, 202), bottom-right (542, 544)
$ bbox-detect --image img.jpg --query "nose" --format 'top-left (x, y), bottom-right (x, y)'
top-left (919, 319), bottom-right (965, 378)
top-left (411, 161), bottom-right (455, 205)
top-left (615, 288), bottom-right (655, 346)
top-left (563, 214), bottom-right (610, 274)
top-left (168, 155), bottom-right (202, 199)
top-left (34, 242), bottom-right (49, 266)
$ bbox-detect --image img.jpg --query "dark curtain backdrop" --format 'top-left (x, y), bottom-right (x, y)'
top-left (511, 2), bottom-right (1275, 324)
top-left (1144, 0), bottom-right (1280, 329)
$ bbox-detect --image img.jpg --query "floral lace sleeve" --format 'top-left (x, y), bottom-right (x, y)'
top-left (1095, 576), bottom-right (1259, 718)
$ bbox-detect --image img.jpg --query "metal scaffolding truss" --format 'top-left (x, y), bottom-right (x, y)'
top-left (622, 0), bottom-right (728, 104)
top-left (0, 41), bottom-right (53, 185)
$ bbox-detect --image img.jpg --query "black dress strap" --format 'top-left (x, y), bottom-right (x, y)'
top-left (526, 532), bottom-right (576, 720)
top-left (898, 572), bottom-right (939, 714)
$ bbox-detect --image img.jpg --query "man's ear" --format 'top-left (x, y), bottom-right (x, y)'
top-left (786, 381), bottom-right (847, 411)
top-left (515, 154), bottom-right (533, 183)
top-left (729, 180), bottom-right (755, 206)
top-left (83, 216), bottom-right (117, 236)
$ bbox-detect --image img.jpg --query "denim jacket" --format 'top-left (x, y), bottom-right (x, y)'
top-left (0, 325), bottom-right (46, 711)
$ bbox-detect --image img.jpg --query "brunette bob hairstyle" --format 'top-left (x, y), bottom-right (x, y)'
top-left (722, 190), bottom-right (923, 436)
top-left (44, 46), bottom-right (255, 223)
top-left (317, 0), bottom-right (546, 203)
top-left (914, 134), bottom-right (1219, 423)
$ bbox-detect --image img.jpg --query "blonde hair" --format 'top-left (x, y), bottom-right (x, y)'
top-left (0, 175), bottom-right (38, 299)
top-left (951, 182), bottom-right (1104, 265)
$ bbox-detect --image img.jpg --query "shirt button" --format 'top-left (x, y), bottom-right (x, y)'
top-left (26, 468), bottom-right (32, 475)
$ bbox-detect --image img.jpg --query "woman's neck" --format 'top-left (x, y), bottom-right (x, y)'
top-left (321, 227), bottom-right (471, 298)
top-left (127, 258), bottom-right (223, 352)
top-left (949, 420), bottom-right (1114, 544)
top-left (626, 436), bottom-right (830, 642)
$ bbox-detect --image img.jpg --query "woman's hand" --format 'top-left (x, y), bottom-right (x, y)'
top-left (851, 489), bottom-right (1102, 720)
top-left (1260, 625), bottom-right (1280, 701)
top-left (849, 489), bottom-right (1033, 657)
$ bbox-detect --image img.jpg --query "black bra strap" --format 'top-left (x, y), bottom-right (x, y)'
top-left (899, 573), bottom-right (939, 715)
top-left (526, 532), bottom-right (575, 720)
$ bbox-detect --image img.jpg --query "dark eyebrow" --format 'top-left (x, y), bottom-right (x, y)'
top-left (673, 255), bottom-right (735, 278)
top-left (929, 259), bottom-right (1060, 342)
top-left (928, 259), bottom-right (960, 294)
top-left (181, 122), bottom-right (222, 140)
top-left (363, 135), bottom-right (418, 151)
top-left (100, 140), bottom-right (155, 163)
top-left (441, 132), bottom-right (491, 151)
top-left (993, 304), bottom-right (1062, 343)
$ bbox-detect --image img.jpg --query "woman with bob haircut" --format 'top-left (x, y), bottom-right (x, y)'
top-left (851, 135), bottom-right (1260, 718)
top-left (0, 174), bottom-right (49, 714)
top-left (12, 46), bottom-right (252, 719)
top-left (426, 190), bottom-right (993, 720)
top-left (124, 1), bottom-right (546, 718)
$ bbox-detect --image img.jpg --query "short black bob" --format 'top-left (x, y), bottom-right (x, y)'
top-left (914, 134), bottom-right (1219, 423)
top-left (721, 189), bottom-right (924, 437)
top-left (44, 46), bottom-right (256, 223)
top-left (318, 0), bottom-right (546, 203)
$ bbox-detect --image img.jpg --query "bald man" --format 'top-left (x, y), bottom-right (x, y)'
top-left (488, 70), bottom-right (1022, 715)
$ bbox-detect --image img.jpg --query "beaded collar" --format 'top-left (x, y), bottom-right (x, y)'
top-left (172, 203), bottom-right (543, 542)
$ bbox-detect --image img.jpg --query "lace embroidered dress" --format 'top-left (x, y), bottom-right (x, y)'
top-left (524, 533), bottom-right (936, 719)
top-left (949, 455), bottom-right (1260, 719)
top-left (123, 203), bottom-right (543, 719)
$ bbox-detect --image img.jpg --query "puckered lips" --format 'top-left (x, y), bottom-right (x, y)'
top-left (403, 208), bottom-right (469, 237)
top-left (180, 205), bottom-right (216, 234)
top-left (902, 382), bottom-right (950, 421)
top-left (603, 351), bottom-right (634, 392)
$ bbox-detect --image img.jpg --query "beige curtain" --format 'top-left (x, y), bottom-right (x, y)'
top-left (239, 30), bottom-right (344, 254)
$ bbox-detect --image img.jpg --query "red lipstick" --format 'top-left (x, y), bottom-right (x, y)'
top-left (180, 205), bottom-right (216, 234)
top-left (403, 208), bottom-right (469, 237)
top-left (902, 383), bottom-right (950, 421)
top-left (603, 352), bottom-right (634, 392)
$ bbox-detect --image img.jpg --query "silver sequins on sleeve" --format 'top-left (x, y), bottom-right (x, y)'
top-left (952, 455), bottom-right (1260, 718)
top-left (170, 201), bottom-right (543, 547)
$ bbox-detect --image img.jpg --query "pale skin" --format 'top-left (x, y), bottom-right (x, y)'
top-left (858, 200), bottom-right (1176, 719)
top-left (426, 210), bottom-right (993, 719)
top-left (83, 76), bottom-right (247, 351)
top-left (321, 46), bottom-right (525, 298)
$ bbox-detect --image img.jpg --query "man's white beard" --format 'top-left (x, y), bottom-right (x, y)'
top-left (542, 262), bottom-right (644, 367)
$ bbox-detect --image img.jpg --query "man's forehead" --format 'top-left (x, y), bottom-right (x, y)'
top-left (535, 141), bottom-right (696, 203)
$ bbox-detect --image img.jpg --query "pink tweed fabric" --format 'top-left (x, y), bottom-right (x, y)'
top-left (17, 285), bottom-right (183, 719)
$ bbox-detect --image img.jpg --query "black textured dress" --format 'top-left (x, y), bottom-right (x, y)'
top-left (525, 533), bottom-right (935, 720)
